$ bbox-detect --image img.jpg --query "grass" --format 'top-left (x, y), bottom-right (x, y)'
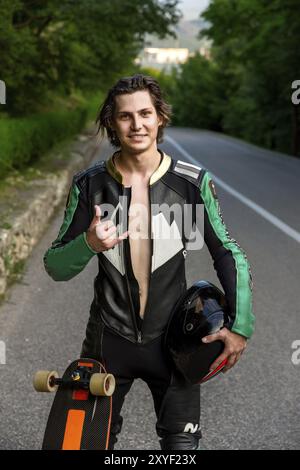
top-left (0, 89), bottom-right (104, 308)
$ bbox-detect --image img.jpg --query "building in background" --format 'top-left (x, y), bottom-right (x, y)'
top-left (135, 47), bottom-right (189, 72)
top-left (135, 17), bottom-right (211, 72)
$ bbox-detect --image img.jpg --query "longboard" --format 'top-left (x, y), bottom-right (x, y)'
top-left (33, 358), bottom-right (115, 450)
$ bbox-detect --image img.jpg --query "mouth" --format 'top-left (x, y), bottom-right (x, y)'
top-left (129, 134), bottom-right (147, 139)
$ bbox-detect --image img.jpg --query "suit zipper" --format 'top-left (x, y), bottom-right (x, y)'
top-left (138, 185), bottom-right (153, 332)
top-left (122, 186), bottom-right (142, 344)
top-left (124, 264), bottom-right (142, 344)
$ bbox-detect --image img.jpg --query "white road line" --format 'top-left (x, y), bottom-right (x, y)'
top-left (165, 135), bottom-right (300, 244)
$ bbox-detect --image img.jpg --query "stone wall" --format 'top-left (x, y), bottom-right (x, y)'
top-left (0, 126), bottom-right (103, 296)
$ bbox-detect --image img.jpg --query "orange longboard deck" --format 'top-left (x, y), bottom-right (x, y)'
top-left (41, 358), bottom-right (112, 450)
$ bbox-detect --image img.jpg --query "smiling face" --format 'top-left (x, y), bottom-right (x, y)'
top-left (111, 90), bottom-right (163, 153)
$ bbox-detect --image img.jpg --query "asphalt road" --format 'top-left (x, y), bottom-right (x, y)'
top-left (0, 127), bottom-right (299, 450)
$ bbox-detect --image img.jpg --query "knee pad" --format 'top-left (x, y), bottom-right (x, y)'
top-left (159, 432), bottom-right (200, 450)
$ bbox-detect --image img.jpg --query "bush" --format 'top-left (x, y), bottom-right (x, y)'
top-left (0, 103), bottom-right (90, 179)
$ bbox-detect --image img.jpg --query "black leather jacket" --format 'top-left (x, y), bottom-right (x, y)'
top-left (44, 148), bottom-right (255, 345)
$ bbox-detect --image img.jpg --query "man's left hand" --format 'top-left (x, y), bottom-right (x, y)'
top-left (202, 328), bottom-right (247, 373)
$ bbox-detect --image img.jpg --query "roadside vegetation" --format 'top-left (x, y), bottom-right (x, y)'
top-left (0, 0), bottom-right (181, 179)
top-left (143, 0), bottom-right (300, 158)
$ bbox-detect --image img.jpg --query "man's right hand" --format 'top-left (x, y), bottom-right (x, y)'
top-left (86, 205), bottom-right (129, 253)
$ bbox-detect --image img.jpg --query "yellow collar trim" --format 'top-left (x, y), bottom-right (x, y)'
top-left (106, 149), bottom-right (171, 186)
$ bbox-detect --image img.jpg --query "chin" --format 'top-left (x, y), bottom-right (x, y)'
top-left (125, 139), bottom-right (154, 152)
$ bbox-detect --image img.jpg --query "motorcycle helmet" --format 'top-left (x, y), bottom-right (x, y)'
top-left (164, 280), bottom-right (231, 384)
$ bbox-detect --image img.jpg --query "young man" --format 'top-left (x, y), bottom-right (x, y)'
top-left (43, 74), bottom-right (255, 450)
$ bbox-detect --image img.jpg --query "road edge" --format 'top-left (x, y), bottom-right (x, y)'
top-left (0, 123), bottom-right (103, 300)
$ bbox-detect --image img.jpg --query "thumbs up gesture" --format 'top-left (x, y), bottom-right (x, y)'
top-left (86, 205), bottom-right (129, 253)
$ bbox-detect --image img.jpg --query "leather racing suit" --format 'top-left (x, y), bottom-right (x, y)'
top-left (44, 148), bottom-right (254, 343)
top-left (43, 147), bottom-right (255, 449)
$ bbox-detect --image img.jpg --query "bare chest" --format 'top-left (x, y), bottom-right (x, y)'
top-left (124, 178), bottom-right (151, 232)
top-left (124, 178), bottom-right (151, 318)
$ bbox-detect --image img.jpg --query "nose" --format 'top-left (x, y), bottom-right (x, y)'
top-left (130, 114), bottom-right (142, 131)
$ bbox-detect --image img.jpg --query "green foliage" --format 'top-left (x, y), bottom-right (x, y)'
top-left (167, 53), bottom-right (223, 130)
top-left (0, 0), bottom-right (181, 116)
top-left (0, 105), bottom-right (88, 178)
top-left (155, 0), bottom-right (300, 156)
top-left (0, 1), bottom-right (182, 177)
top-left (199, 0), bottom-right (300, 156)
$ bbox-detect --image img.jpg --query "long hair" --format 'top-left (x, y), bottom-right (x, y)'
top-left (95, 74), bottom-right (172, 148)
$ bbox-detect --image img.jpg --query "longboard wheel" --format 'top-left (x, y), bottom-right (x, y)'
top-left (89, 373), bottom-right (115, 397)
top-left (33, 370), bottom-right (59, 392)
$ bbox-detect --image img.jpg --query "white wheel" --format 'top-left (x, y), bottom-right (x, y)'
top-left (33, 370), bottom-right (59, 392)
top-left (89, 373), bottom-right (115, 396)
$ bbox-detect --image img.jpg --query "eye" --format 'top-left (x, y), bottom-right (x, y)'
top-left (142, 111), bottom-right (151, 116)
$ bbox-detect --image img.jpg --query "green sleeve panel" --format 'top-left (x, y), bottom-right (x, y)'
top-left (200, 171), bottom-right (255, 338)
top-left (43, 181), bottom-right (98, 282)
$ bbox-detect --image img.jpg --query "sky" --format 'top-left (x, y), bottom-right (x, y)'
top-left (178, 0), bottom-right (210, 20)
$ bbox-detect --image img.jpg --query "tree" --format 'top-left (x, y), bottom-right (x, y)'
top-left (199, 0), bottom-right (300, 156)
top-left (0, 0), bottom-right (182, 115)
top-left (169, 53), bottom-right (222, 130)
